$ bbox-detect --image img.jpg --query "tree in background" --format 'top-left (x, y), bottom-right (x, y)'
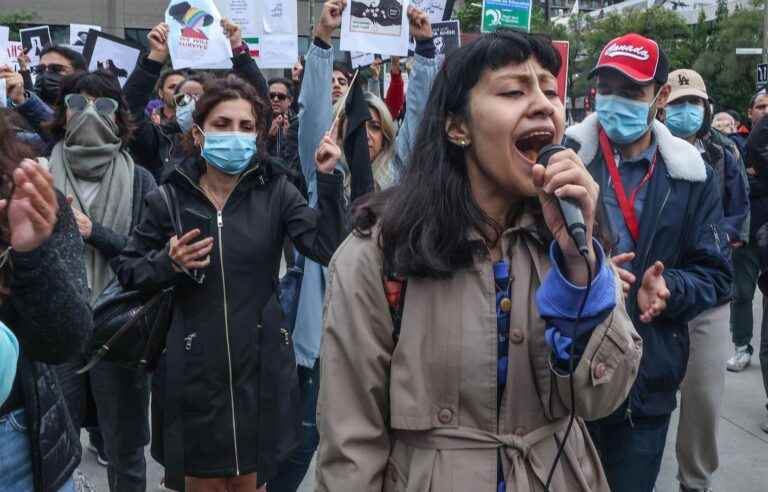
top-left (0, 11), bottom-right (36, 41)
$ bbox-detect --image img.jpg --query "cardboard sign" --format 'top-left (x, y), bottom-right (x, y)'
top-left (553, 40), bottom-right (569, 105)
top-left (432, 20), bottom-right (460, 57)
top-left (166, 0), bottom-right (233, 69)
top-left (19, 26), bottom-right (52, 66)
top-left (341, 0), bottom-right (410, 57)
top-left (82, 30), bottom-right (142, 87)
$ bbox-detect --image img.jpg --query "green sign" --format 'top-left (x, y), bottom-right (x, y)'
top-left (481, 0), bottom-right (532, 33)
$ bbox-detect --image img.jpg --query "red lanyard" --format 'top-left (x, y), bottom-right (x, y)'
top-left (598, 129), bottom-right (657, 243)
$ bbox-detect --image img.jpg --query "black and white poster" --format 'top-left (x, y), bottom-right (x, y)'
top-left (19, 26), bottom-right (52, 67)
top-left (341, 0), bottom-right (409, 56)
top-left (82, 30), bottom-right (142, 87)
top-left (411, 0), bottom-right (456, 22)
top-left (432, 20), bottom-right (461, 57)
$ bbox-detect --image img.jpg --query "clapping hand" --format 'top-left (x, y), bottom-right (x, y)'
top-left (1, 160), bottom-right (59, 253)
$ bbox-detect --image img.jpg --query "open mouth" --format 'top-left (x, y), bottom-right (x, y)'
top-left (514, 130), bottom-right (555, 163)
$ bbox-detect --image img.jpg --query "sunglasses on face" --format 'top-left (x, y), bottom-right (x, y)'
top-left (269, 92), bottom-right (289, 102)
top-left (64, 93), bottom-right (119, 115)
top-left (31, 63), bottom-right (70, 75)
top-left (174, 93), bottom-right (200, 108)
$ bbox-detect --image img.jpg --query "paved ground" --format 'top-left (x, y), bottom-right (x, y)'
top-left (79, 298), bottom-right (768, 491)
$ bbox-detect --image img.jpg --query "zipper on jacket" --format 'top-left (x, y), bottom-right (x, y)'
top-left (217, 210), bottom-right (241, 476)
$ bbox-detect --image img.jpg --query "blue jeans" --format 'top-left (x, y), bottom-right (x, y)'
top-left (587, 413), bottom-right (672, 492)
top-left (269, 363), bottom-right (320, 492)
top-left (0, 409), bottom-right (76, 492)
top-left (90, 361), bottom-right (150, 492)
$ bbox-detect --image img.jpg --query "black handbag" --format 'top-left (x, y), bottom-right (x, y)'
top-left (79, 185), bottom-right (183, 374)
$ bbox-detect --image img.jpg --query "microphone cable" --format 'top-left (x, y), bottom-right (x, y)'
top-left (544, 248), bottom-right (593, 491)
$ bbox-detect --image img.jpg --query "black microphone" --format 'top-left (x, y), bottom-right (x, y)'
top-left (537, 144), bottom-right (590, 257)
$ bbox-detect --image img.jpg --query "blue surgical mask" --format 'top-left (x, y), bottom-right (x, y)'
top-left (665, 102), bottom-right (705, 138)
top-left (596, 93), bottom-right (658, 145)
top-left (176, 99), bottom-right (195, 133)
top-left (199, 130), bottom-right (257, 175)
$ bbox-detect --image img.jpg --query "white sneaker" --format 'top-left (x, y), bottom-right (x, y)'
top-left (726, 345), bottom-right (752, 372)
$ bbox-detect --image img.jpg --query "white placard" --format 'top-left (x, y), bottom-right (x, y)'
top-left (216, 0), bottom-right (259, 37)
top-left (0, 79), bottom-right (6, 108)
top-left (0, 27), bottom-right (9, 67)
top-left (262, 0), bottom-right (297, 34)
top-left (410, 0), bottom-right (453, 22)
top-left (258, 34), bottom-right (298, 69)
top-left (166, 0), bottom-right (233, 69)
top-left (70, 24), bottom-right (101, 52)
top-left (341, 0), bottom-right (410, 57)
top-left (19, 26), bottom-right (52, 67)
top-left (84, 32), bottom-right (141, 87)
top-left (351, 51), bottom-right (376, 68)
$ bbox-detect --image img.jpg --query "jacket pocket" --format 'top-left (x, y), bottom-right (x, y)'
top-left (641, 324), bottom-right (689, 393)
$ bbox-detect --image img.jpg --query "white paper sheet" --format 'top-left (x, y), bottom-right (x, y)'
top-left (70, 24), bottom-right (101, 52)
top-left (216, 0), bottom-right (260, 37)
top-left (410, 0), bottom-right (451, 22)
top-left (262, 0), bottom-right (297, 34)
top-left (258, 34), bottom-right (298, 69)
top-left (351, 51), bottom-right (376, 69)
top-left (341, 0), bottom-right (410, 57)
top-left (86, 35), bottom-right (141, 87)
top-left (0, 27), bottom-right (9, 67)
top-left (166, 0), bottom-right (234, 70)
top-left (0, 79), bottom-right (6, 108)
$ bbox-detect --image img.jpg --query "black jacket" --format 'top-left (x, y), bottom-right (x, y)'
top-left (565, 117), bottom-right (732, 418)
top-left (124, 53), bottom-right (269, 181)
top-left (112, 156), bottom-right (345, 485)
top-left (1, 196), bottom-right (92, 492)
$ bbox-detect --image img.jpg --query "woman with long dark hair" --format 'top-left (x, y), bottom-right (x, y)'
top-left (113, 76), bottom-right (345, 491)
top-left (0, 109), bottom-right (92, 492)
top-left (316, 31), bottom-right (642, 491)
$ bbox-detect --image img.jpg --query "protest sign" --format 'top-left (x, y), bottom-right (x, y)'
top-left (432, 20), bottom-right (460, 57)
top-left (70, 24), bottom-right (102, 52)
top-left (0, 79), bottom-right (6, 108)
top-left (20, 26), bottom-right (52, 67)
top-left (552, 40), bottom-right (569, 105)
top-left (0, 27), bottom-right (9, 67)
top-left (167, 0), bottom-right (233, 69)
top-left (341, 0), bottom-right (410, 57)
top-left (410, 0), bottom-right (455, 22)
top-left (481, 0), bottom-right (531, 33)
top-left (5, 42), bottom-right (23, 72)
top-left (83, 30), bottom-right (141, 87)
top-left (351, 51), bottom-right (376, 69)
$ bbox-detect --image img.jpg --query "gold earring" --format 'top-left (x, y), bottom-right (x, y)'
top-left (456, 138), bottom-right (469, 147)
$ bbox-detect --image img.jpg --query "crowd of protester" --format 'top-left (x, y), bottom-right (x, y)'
top-left (2, 1), bottom-right (768, 491)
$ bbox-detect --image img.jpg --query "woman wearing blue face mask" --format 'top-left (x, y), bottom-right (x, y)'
top-left (112, 77), bottom-right (346, 492)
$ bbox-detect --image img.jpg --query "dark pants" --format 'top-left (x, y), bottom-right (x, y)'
top-left (269, 363), bottom-right (320, 492)
top-left (587, 413), bottom-right (672, 492)
top-left (762, 296), bottom-right (768, 401)
top-left (90, 361), bottom-right (150, 492)
top-left (731, 244), bottom-right (761, 351)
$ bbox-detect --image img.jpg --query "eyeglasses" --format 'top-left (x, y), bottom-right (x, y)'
top-left (269, 92), bottom-right (289, 102)
top-left (174, 93), bottom-right (200, 108)
top-left (31, 64), bottom-right (70, 75)
top-left (64, 94), bottom-right (119, 115)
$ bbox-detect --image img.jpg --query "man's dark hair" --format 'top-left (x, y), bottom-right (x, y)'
top-left (39, 45), bottom-right (87, 71)
top-left (749, 89), bottom-right (768, 110)
top-left (157, 68), bottom-right (190, 93)
top-left (268, 77), bottom-right (295, 97)
top-left (332, 62), bottom-right (353, 83)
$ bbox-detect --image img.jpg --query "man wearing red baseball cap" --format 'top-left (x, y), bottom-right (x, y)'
top-left (564, 33), bottom-right (732, 492)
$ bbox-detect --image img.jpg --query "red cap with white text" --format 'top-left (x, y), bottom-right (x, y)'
top-left (589, 33), bottom-right (669, 84)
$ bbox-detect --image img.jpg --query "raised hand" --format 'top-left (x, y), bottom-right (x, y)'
top-left (0, 68), bottom-right (25, 105)
top-left (532, 148), bottom-right (599, 286)
top-left (315, 128), bottom-right (341, 174)
top-left (169, 229), bottom-right (214, 272)
top-left (0, 160), bottom-right (59, 253)
top-left (407, 6), bottom-right (433, 41)
top-left (315, 0), bottom-right (347, 45)
top-left (637, 261), bottom-right (671, 323)
top-left (221, 18), bottom-right (243, 50)
top-left (147, 23), bottom-right (170, 63)
top-left (610, 251), bottom-right (636, 299)
top-left (370, 58), bottom-right (382, 81)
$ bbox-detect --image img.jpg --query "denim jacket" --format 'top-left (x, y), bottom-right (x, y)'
top-left (293, 40), bottom-right (439, 368)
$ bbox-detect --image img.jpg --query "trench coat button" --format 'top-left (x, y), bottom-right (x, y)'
top-left (438, 408), bottom-right (454, 424)
top-left (510, 328), bottom-right (525, 344)
top-left (594, 362), bottom-right (607, 379)
top-left (514, 427), bottom-right (526, 437)
top-left (500, 297), bottom-right (512, 313)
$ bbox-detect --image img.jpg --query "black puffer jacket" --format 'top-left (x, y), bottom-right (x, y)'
top-left (112, 156), bottom-right (345, 488)
top-left (0, 195), bottom-right (92, 492)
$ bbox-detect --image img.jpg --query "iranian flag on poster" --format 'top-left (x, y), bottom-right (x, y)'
top-left (244, 37), bottom-right (259, 58)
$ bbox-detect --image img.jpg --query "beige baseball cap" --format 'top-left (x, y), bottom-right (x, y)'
top-left (668, 69), bottom-right (708, 103)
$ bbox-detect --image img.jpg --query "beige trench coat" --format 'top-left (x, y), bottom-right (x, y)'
top-left (316, 214), bottom-right (642, 492)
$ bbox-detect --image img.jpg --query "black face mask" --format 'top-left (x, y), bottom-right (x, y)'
top-left (34, 73), bottom-right (63, 105)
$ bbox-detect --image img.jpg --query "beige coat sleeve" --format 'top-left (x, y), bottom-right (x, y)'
top-left (315, 234), bottom-right (395, 492)
top-left (552, 267), bottom-right (643, 421)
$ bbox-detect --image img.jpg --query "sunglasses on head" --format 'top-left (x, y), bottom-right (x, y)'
top-left (269, 92), bottom-right (289, 102)
top-left (64, 93), bottom-right (119, 115)
top-left (31, 63), bottom-right (70, 75)
top-left (174, 92), bottom-right (200, 107)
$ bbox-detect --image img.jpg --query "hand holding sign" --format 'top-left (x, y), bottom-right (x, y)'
top-left (147, 23), bottom-right (170, 63)
top-left (221, 18), bottom-right (243, 50)
top-left (408, 6), bottom-right (433, 41)
top-left (316, 0), bottom-right (347, 46)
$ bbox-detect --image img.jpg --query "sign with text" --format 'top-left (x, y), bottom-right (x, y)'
top-left (432, 20), bottom-right (461, 57)
top-left (758, 63), bottom-right (768, 90)
top-left (481, 0), bottom-right (531, 33)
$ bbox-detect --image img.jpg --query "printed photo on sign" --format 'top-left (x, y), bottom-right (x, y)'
top-left (82, 31), bottom-right (142, 87)
top-left (70, 24), bottom-right (102, 52)
top-left (432, 20), bottom-right (460, 57)
top-left (351, 0), bottom-right (405, 36)
top-left (167, 0), bottom-right (232, 69)
top-left (20, 26), bottom-right (52, 66)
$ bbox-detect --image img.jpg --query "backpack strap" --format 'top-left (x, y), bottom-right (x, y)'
top-left (383, 271), bottom-right (407, 345)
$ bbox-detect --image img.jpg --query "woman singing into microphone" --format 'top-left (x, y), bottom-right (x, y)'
top-left (315, 31), bottom-right (643, 491)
